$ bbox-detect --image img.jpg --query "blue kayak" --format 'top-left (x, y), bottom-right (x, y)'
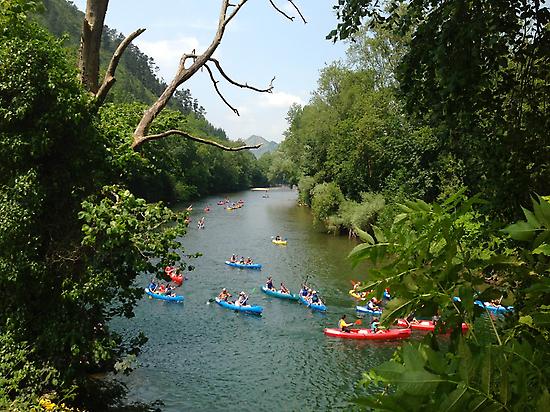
top-left (298, 294), bottom-right (327, 312)
top-left (355, 305), bottom-right (382, 315)
top-left (215, 297), bottom-right (263, 315)
top-left (144, 288), bottom-right (184, 302)
top-left (261, 286), bottom-right (299, 300)
top-left (225, 261), bottom-right (262, 270)
top-left (474, 300), bottom-right (514, 314)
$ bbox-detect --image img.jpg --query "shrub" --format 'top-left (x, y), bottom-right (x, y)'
top-left (311, 182), bottom-right (344, 222)
top-left (297, 175), bottom-right (316, 206)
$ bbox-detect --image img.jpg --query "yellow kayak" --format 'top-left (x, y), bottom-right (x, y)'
top-left (349, 290), bottom-right (367, 300)
top-left (272, 239), bottom-right (287, 245)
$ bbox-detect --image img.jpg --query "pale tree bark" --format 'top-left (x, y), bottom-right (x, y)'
top-left (79, 0), bottom-right (109, 93)
top-left (78, 0), bottom-right (305, 151)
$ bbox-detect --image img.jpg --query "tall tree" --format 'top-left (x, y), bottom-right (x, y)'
top-left (78, 0), bottom-right (307, 150)
top-left (329, 0), bottom-right (550, 216)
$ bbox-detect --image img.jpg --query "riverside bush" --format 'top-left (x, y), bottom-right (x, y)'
top-left (311, 182), bottom-right (344, 223)
top-left (297, 175), bottom-right (316, 206)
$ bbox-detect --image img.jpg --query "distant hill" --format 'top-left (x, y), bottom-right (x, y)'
top-left (244, 135), bottom-right (279, 158)
top-left (35, 0), bottom-right (206, 118)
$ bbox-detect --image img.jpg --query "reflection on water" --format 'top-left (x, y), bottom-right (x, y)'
top-left (114, 188), bottom-right (400, 411)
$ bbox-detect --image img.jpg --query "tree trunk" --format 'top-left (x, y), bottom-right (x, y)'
top-left (79, 0), bottom-right (109, 93)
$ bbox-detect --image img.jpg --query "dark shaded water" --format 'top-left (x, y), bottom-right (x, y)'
top-left (115, 188), bottom-right (402, 411)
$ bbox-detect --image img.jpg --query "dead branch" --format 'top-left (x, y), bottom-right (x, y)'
top-left (203, 63), bottom-right (240, 115)
top-left (133, 0), bottom-right (249, 145)
top-left (95, 28), bottom-right (146, 106)
top-left (131, 129), bottom-right (261, 151)
top-left (208, 57), bottom-right (275, 93)
top-left (269, 0), bottom-right (295, 20)
top-left (288, 0), bottom-right (307, 23)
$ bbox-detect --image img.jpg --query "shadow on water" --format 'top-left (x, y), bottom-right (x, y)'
top-left (110, 188), bottom-right (402, 411)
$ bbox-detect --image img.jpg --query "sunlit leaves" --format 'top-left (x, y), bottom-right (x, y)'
top-left (351, 193), bottom-right (550, 410)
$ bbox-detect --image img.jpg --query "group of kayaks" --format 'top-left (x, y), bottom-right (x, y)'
top-left (325, 282), bottom-right (514, 340)
top-left (212, 284), bottom-right (328, 316)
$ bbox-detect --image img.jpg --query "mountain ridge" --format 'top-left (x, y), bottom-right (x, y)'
top-left (244, 135), bottom-right (279, 158)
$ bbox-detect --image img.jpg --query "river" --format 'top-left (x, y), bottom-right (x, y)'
top-left (115, 187), bottom-right (401, 411)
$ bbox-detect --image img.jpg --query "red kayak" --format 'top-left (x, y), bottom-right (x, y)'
top-left (397, 319), bottom-right (468, 333)
top-left (323, 328), bottom-right (411, 340)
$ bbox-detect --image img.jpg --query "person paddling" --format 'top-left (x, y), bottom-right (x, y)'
top-left (280, 282), bottom-right (290, 294)
top-left (266, 276), bottom-right (275, 291)
top-left (235, 291), bottom-right (248, 306)
top-left (338, 315), bottom-right (354, 333)
top-left (217, 288), bottom-right (232, 302)
top-left (371, 317), bottom-right (383, 333)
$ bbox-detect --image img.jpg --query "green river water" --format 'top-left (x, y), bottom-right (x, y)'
top-left (115, 188), bottom-right (404, 411)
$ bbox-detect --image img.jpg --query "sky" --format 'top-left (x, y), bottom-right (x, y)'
top-left (71, 1), bottom-right (348, 143)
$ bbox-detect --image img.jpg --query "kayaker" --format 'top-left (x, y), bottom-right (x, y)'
top-left (236, 291), bottom-right (248, 306)
top-left (266, 276), bottom-right (275, 290)
top-left (280, 282), bottom-right (290, 294)
top-left (371, 317), bottom-right (381, 332)
top-left (300, 285), bottom-right (308, 296)
top-left (311, 290), bottom-right (322, 305)
top-left (148, 279), bottom-right (157, 292)
top-left (338, 315), bottom-right (354, 333)
top-left (367, 298), bottom-right (380, 312)
top-left (218, 288), bottom-right (232, 302)
top-left (275, 234), bottom-right (281, 241)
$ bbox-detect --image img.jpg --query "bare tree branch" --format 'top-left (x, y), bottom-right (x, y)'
top-left (208, 57), bottom-right (275, 93)
top-left (132, 0), bottom-right (249, 145)
top-left (203, 63), bottom-right (240, 115)
top-left (269, 0), bottom-right (295, 21)
top-left (95, 28), bottom-right (146, 106)
top-left (132, 130), bottom-right (262, 151)
top-left (288, 0), bottom-right (307, 24)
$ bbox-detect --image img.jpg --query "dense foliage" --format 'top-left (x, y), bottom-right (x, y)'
top-left (329, 0), bottom-right (550, 216)
top-left (277, 27), bottom-right (441, 235)
top-left (304, 0), bottom-right (550, 408)
top-left (99, 103), bottom-right (266, 203)
top-left (348, 193), bottom-right (550, 410)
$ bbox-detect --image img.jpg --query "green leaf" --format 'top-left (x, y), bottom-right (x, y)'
top-left (522, 207), bottom-right (540, 228)
top-left (353, 225), bottom-right (374, 244)
top-left (393, 213), bottom-right (408, 225)
top-left (532, 196), bottom-right (550, 228)
top-left (439, 384), bottom-right (468, 411)
top-left (372, 225), bottom-right (386, 243)
top-left (501, 221), bottom-right (537, 241)
top-left (391, 370), bottom-right (442, 395)
top-left (533, 243), bottom-right (550, 256)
